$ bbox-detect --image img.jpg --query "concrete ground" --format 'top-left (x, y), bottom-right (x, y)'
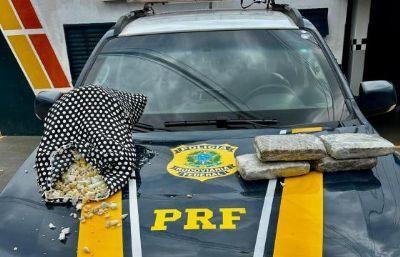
top-left (0, 136), bottom-right (41, 192)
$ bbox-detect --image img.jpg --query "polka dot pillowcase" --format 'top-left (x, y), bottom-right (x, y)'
top-left (35, 85), bottom-right (147, 202)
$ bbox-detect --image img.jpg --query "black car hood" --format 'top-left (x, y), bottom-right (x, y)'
top-left (1, 126), bottom-right (400, 257)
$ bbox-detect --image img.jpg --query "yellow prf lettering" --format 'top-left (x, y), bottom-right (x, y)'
top-left (219, 208), bottom-right (246, 230)
top-left (151, 209), bottom-right (182, 231)
top-left (184, 208), bottom-right (217, 230)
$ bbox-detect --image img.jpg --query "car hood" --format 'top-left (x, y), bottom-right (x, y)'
top-left (1, 126), bottom-right (400, 257)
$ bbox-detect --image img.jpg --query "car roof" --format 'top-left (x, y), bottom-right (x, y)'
top-left (119, 9), bottom-right (298, 36)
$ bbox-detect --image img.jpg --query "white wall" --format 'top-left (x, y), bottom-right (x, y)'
top-left (31, 0), bottom-right (348, 83)
top-left (293, 0), bottom-right (348, 65)
top-left (348, 0), bottom-right (371, 95)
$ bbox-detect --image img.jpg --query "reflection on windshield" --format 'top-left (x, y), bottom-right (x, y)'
top-left (84, 29), bottom-right (351, 128)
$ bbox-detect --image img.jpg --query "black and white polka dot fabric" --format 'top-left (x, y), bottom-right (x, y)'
top-left (35, 85), bottom-right (147, 200)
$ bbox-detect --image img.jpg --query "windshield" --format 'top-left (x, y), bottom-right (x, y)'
top-left (84, 29), bottom-right (351, 130)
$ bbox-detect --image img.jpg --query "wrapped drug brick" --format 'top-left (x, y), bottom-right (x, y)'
top-left (254, 134), bottom-right (326, 162)
top-left (313, 156), bottom-right (378, 173)
top-left (236, 154), bottom-right (309, 181)
top-left (319, 133), bottom-right (395, 159)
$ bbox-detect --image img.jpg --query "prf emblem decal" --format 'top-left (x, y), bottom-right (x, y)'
top-left (167, 144), bottom-right (238, 181)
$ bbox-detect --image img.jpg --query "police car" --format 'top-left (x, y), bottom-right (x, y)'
top-left (1, 1), bottom-right (399, 257)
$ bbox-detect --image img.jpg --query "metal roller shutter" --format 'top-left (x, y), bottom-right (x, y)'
top-left (64, 23), bottom-right (114, 84)
top-left (299, 8), bottom-right (329, 37)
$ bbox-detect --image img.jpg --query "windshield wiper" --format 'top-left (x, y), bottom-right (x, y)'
top-left (133, 122), bottom-right (170, 132)
top-left (164, 119), bottom-right (278, 128)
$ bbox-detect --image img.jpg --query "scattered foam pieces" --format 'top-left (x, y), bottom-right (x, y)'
top-left (61, 227), bottom-right (70, 235)
top-left (109, 202), bottom-right (117, 210)
top-left (105, 219), bottom-right (119, 228)
top-left (76, 199), bottom-right (122, 229)
top-left (58, 227), bottom-right (70, 241)
top-left (45, 152), bottom-right (109, 202)
top-left (58, 232), bottom-right (66, 241)
top-left (97, 209), bottom-right (104, 216)
top-left (76, 202), bottom-right (83, 210)
top-left (48, 223), bottom-right (56, 229)
top-left (83, 246), bottom-right (91, 254)
top-left (84, 213), bottom-right (94, 219)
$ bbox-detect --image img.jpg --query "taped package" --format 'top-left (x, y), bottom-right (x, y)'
top-left (313, 156), bottom-right (378, 173)
top-left (236, 154), bottom-right (310, 181)
top-left (319, 133), bottom-right (395, 159)
top-left (254, 134), bottom-right (326, 162)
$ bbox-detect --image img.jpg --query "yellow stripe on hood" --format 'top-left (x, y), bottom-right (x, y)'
top-left (273, 172), bottom-right (323, 257)
top-left (77, 191), bottom-right (123, 257)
